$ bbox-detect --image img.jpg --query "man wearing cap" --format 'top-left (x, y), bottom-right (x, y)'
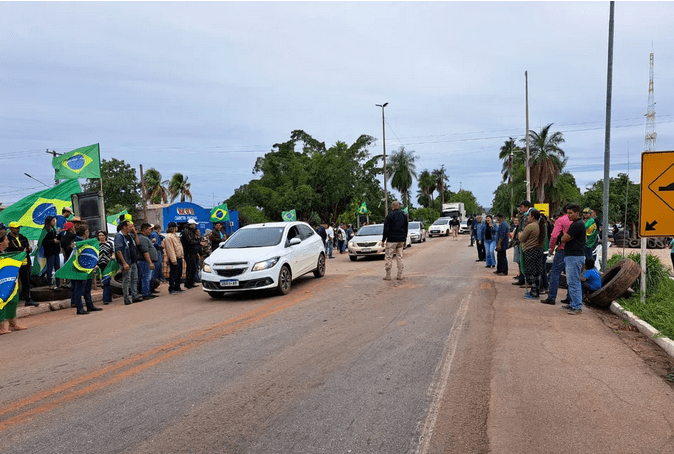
top-left (6, 222), bottom-right (37, 306)
top-left (115, 220), bottom-right (142, 304)
top-left (181, 219), bottom-right (201, 289)
top-left (494, 213), bottom-right (510, 276)
top-left (137, 223), bottom-right (158, 300)
top-left (512, 200), bottom-right (532, 286)
top-left (59, 221), bottom-right (77, 263)
top-left (583, 207), bottom-right (598, 260)
top-left (56, 207), bottom-right (73, 231)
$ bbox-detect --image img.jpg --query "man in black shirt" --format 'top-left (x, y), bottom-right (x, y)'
top-left (561, 204), bottom-right (586, 315)
top-left (382, 201), bottom-right (408, 281)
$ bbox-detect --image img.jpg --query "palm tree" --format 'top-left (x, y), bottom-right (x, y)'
top-left (143, 168), bottom-right (170, 204)
top-left (168, 173), bottom-right (193, 203)
top-left (521, 124), bottom-right (567, 203)
top-left (388, 146), bottom-right (418, 208)
top-left (417, 169), bottom-right (435, 208)
top-left (432, 165), bottom-right (449, 206)
top-left (498, 138), bottom-right (524, 183)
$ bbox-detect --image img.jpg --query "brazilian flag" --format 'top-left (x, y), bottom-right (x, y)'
top-left (98, 259), bottom-right (119, 284)
top-left (106, 209), bottom-right (129, 226)
top-left (55, 238), bottom-right (99, 281)
top-left (31, 229), bottom-right (48, 277)
top-left (210, 203), bottom-right (229, 222)
top-left (52, 144), bottom-right (101, 180)
top-left (0, 179), bottom-right (81, 240)
top-left (0, 252), bottom-right (26, 310)
top-left (282, 210), bottom-right (296, 222)
top-left (358, 202), bottom-right (368, 215)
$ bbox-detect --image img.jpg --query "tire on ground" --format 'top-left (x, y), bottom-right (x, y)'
top-left (111, 271), bottom-right (124, 295)
top-left (647, 238), bottom-right (657, 249)
top-left (587, 258), bottom-right (641, 309)
top-left (628, 239), bottom-right (640, 248)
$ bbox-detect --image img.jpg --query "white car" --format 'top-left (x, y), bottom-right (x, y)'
top-left (459, 219), bottom-right (469, 234)
top-left (429, 218), bottom-right (451, 237)
top-left (201, 221), bottom-right (325, 297)
top-left (348, 224), bottom-right (411, 261)
top-left (408, 221), bottom-right (427, 243)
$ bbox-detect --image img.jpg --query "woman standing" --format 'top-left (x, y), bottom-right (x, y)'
top-left (97, 231), bottom-right (115, 305)
top-left (164, 222), bottom-right (185, 295)
top-left (519, 209), bottom-right (546, 299)
top-left (483, 215), bottom-right (497, 268)
top-left (42, 216), bottom-right (62, 290)
top-left (0, 230), bottom-right (27, 333)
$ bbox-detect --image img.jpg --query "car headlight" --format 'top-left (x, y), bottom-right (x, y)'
top-left (203, 264), bottom-right (212, 273)
top-left (252, 257), bottom-right (280, 271)
top-left (376, 241), bottom-right (383, 248)
top-left (348, 241), bottom-right (354, 248)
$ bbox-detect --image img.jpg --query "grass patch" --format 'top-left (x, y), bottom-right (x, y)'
top-left (610, 252), bottom-right (674, 340)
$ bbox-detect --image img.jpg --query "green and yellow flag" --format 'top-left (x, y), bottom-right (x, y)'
top-left (55, 238), bottom-right (99, 281)
top-left (52, 144), bottom-right (101, 180)
top-left (358, 202), bottom-right (368, 215)
top-left (31, 229), bottom-right (48, 277)
top-left (106, 209), bottom-right (129, 226)
top-left (0, 179), bottom-right (81, 240)
top-left (210, 203), bottom-right (229, 222)
top-left (0, 252), bottom-right (26, 310)
top-left (403, 206), bottom-right (409, 215)
top-left (282, 209), bottom-right (296, 222)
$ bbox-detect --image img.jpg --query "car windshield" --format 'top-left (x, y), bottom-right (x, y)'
top-left (356, 225), bottom-right (383, 236)
top-left (432, 219), bottom-right (449, 226)
top-left (223, 227), bottom-right (285, 248)
top-left (409, 222), bottom-right (421, 229)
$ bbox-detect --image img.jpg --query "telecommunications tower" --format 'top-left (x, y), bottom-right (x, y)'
top-left (644, 52), bottom-right (657, 151)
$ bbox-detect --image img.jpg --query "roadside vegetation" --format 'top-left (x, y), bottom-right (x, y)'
top-left (608, 253), bottom-right (674, 340)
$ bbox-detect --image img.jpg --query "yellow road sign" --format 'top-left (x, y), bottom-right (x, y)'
top-left (640, 151), bottom-right (674, 236)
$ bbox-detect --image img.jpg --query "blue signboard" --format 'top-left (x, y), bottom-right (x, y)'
top-left (162, 202), bottom-right (239, 235)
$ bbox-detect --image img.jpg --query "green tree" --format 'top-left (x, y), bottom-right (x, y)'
top-left (522, 123), bottom-right (567, 204)
top-left (582, 173), bottom-right (640, 238)
top-left (168, 173), bottom-right (193, 203)
top-left (547, 172), bottom-right (582, 215)
top-left (432, 165), bottom-right (449, 206)
top-left (387, 146), bottom-right (418, 208)
top-left (238, 205), bottom-right (271, 227)
top-left (84, 158), bottom-right (140, 215)
top-left (416, 169), bottom-right (436, 208)
top-left (143, 168), bottom-right (169, 204)
top-left (498, 138), bottom-right (524, 183)
top-left (449, 189), bottom-right (481, 218)
top-left (491, 163), bottom-right (527, 217)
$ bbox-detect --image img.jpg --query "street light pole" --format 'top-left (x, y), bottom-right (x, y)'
top-left (525, 71), bottom-right (531, 202)
top-left (376, 102), bottom-right (389, 216)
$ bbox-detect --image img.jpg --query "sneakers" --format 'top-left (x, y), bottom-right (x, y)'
top-left (568, 308), bottom-right (583, 315)
top-left (561, 304), bottom-right (572, 310)
top-left (540, 298), bottom-right (555, 305)
top-left (524, 292), bottom-right (538, 300)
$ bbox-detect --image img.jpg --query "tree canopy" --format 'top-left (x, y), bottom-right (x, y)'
top-left (84, 158), bottom-right (140, 215)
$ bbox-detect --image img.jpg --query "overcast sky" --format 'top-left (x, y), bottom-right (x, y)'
top-left (2, 1), bottom-right (673, 211)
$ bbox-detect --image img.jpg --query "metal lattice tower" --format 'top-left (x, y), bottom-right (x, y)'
top-left (645, 52), bottom-right (657, 152)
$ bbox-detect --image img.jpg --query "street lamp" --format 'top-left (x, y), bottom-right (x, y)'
top-left (376, 102), bottom-right (389, 216)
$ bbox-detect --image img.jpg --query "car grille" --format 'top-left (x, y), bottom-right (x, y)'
top-left (357, 242), bottom-right (378, 247)
top-left (216, 269), bottom-right (245, 277)
top-left (213, 262), bottom-right (248, 277)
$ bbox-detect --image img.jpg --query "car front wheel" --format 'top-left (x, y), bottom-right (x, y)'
top-left (313, 253), bottom-right (326, 278)
top-left (277, 265), bottom-right (292, 295)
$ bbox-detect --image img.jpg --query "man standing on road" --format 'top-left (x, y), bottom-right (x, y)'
top-left (467, 215), bottom-right (474, 246)
top-left (583, 207), bottom-right (598, 260)
top-left (181, 219), bottom-right (201, 289)
top-left (474, 215), bottom-right (485, 262)
top-left (382, 201), bottom-right (408, 281)
top-left (494, 213), bottom-right (509, 276)
top-left (541, 204), bottom-right (572, 306)
top-left (115, 220), bottom-right (141, 305)
top-left (512, 200), bottom-right (532, 287)
top-left (325, 223), bottom-right (335, 259)
top-left (449, 217), bottom-right (460, 241)
top-left (561, 204), bottom-right (586, 315)
top-left (137, 224), bottom-right (157, 300)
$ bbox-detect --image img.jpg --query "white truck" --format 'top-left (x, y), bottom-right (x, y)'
top-left (441, 202), bottom-right (466, 220)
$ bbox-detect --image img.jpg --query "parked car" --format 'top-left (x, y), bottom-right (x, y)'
top-left (458, 219), bottom-right (469, 234)
top-left (428, 218), bottom-right (451, 237)
top-left (348, 224), bottom-right (411, 261)
top-left (409, 221), bottom-right (427, 243)
top-left (200, 221), bottom-right (325, 297)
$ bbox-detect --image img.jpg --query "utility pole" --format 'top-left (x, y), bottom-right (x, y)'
top-left (602, 1), bottom-right (615, 273)
top-left (641, 46), bottom-right (656, 302)
top-left (46, 149), bottom-right (60, 185)
top-left (376, 103), bottom-right (389, 216)
top-left (140, 164), bottom-right (148, 223)
top-left (525, 71), bottom-right (531, 202)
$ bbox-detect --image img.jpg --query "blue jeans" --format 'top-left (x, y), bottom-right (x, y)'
top-left (326, 240), bottom-right (334, 258)
top-left (102, 278), bottom-right (113, 303)
top-left (484, 239), bottom-right (496, 266)
top-left (71, 279), bottom-right (93, 311)
top-left (137, 261), bottom-right (152, 297)
top-left (564, 255), bottom-right (585, 310)
top-left (122, 263), bottom-right (139, 302)
top-left (153, 250), bottom-right (164, 280)
top-left (46, 254), bottom-right (61, 287)
top-left (547, 249), bottom-right (567, 301)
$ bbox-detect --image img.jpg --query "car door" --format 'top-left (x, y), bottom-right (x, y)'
top-left (285, 225), bottom-right (304, 275)
top-left (298, 224), bottom-right (319, 272)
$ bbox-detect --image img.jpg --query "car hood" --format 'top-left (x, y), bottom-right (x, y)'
top-left (206, 245), bottom-right (285, 264)
top-left (351, 234), bottom-right (382, 243)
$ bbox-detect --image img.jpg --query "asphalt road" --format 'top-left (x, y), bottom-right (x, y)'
top-left (3, 233), bottom-right (674, 453)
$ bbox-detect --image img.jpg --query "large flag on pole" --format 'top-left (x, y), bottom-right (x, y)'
top-left (55, 238), bottom-right (99, 280)
top-left (210, 203), bottom-right (229, 222)
top-left (0, 251), bottom-right (26, 310)
top-left (358, 202), bottom-right (368, 214)
top-left (282, 209), bottom-right (296, 222)
top-left (30, 229), bottom-right (48, 277)
top-left (0, 179), bottom-right (81, 240)
top-left (52, 144), bottom-right (101, 180)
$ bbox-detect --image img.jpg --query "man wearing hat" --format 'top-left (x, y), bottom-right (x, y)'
top-left (6, 222), bottom-right (37, 306)
top-left (512, 200), bottom-right (532, 286)
top-left (181, 219), bottom-right (201, 289)
top-left (56, 206), bottom-right (73, 231)
top-left (582, 207), bottom-right (598, 260)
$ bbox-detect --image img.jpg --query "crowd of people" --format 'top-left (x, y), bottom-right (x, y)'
top-left (315, 222), bottom-right (354, 258)
top-left (0, 212), bottom-right (230, 325)
top-left (469, 200), bottom-right (604, 315)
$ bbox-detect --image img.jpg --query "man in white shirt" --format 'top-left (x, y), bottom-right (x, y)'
top-left (325, 224), bottom-right (335, 258)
